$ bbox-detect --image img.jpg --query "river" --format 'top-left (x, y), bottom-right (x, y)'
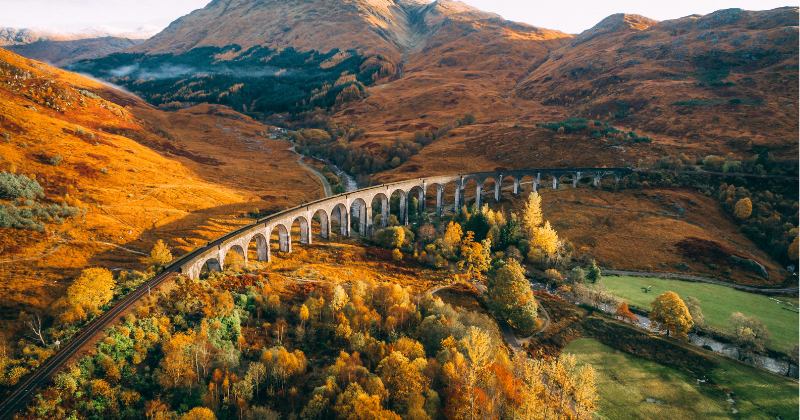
top-left (529, 281), bottom-right (798, 377)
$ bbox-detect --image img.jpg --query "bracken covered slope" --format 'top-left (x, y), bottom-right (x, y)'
top-left (0, 48), bottom-right (321, 340)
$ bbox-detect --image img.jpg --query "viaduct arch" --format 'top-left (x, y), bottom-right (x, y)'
top-left (181, 167), bottom-right (631, 278)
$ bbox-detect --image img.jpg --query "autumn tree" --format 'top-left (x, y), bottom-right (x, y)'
top-left (147, 239), bottom-right (173, 271)
top-left (62, 267), bottom-right (116, 322)
top-left (489, 260), bottom-right (538, 334)
top-left (789, 235), bottom-right (799, 261)
top-left (649, 292), bottom-right (693, 340)
top-left (728, 312), bottom-right (771, 354)
top-left (375, 227), bottom-right (405, 249)
top-left (615, 302), bottom-right (638, 324)
top-left (457, 232), bottom-right (491, 279)
top-left (160, 330), bottom-right (198, 390)
top-left (733, 197), bottom-right (753, 220)
top-left (417, 223), bottom-right (437, 245)
top-left (684, 296), bottom-right (705, 329)
top-left (179, 407), bottom-right (216, 420)
top-left (531, 221), bottom-right (559, 256)
top-left (442, 222), bottom-right (463, 256)
top-left (520, 192), bottom-right (543, 240)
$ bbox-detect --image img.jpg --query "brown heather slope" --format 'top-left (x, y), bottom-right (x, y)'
top-left (0, 49), bottom-right (321, 341)
top-left (347, 7), bottom-right (798, 182)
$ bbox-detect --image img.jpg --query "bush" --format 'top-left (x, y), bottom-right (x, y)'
top-left (391, 248), bottom-right (403, 262)
top-left (49, 155), bottom-right (63, 166)
top-left (0, 172), bottom-right (44, 199)
top-left (373, 227), bottom-right (405, 249)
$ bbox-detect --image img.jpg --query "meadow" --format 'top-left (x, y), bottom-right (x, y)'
top-left (601, 275), bottom-right (799, 352)
top-left (565, 338), bottom-right (799, 420)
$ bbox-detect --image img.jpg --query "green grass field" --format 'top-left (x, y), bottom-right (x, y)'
top-left (565, 338), bottom-right (799, 420)
top-left (601, 275), bottom-right (799, 352)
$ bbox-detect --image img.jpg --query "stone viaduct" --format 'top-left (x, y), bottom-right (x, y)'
top-left (179, 168), bottom-right (632, 279)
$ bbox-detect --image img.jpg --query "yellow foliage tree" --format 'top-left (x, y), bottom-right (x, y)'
top-left (147, 239), bottom-right (173, 270)
top-left (650, 291), bottom-right (693, 340)
top-left (531, 221), bottom-right (559, 256)
top-left (788, 235), bottom-right (798, 261)
top-left (65, 267), bottom-right (116, 320)
top-left (520, 192), bottom-right (543, 240)
top-left (442, 221), bottom-right (463, 255)
top-left (160, 330), bottom-right (197, 389)
top-left (179, 407), bottom-right (216, 420)
top-left (733, 197), bottom-right (752, 220)
top-left (458, 232), bottom-right (491, 279)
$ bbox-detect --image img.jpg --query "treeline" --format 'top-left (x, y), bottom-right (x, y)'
top-left (537, 117), bottom-right (652, 143)
top-left (70, 46), bottom-right (377, 116)
top-left (13, 265), bottom-right (598, 420)
top-left (630, 151), bottom-right (798, 265)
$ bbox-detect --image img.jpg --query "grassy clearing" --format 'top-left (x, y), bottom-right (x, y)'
top-left (601, 275), bottom-right (798, 352)
top-left (565, 338), bottom-right (799, 420)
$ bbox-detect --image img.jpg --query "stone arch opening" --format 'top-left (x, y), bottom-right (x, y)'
top-left (247, 233), bottom-right (268, 263)
top-left (500, 175), bottom-right (517, 197)
top-left (370, 193), bottom-right (389, 229)
top-left (538, 173), bottom-right (555, 191)
top-left (331, 203), bottom-right (348, 236)
top-left (598, 172), bottom-right (619, 190)
top-left (269, 223), bottom-right (290, 257)
top-left (201, 258), bottom-right (222, 275)
top-left (224, 245), bottom-right (245, 270)
top-left (518, 174), bottom-right (537, 194)
top-left (557, 173), bottom-right (574, 189)
top-left (407, 186), bottom-right (424, 223)
top-left (311, 209), bottom-right (330, 240)
top-left (349, 198), bottom-right (369, 236)
top-left (481, 177), bottom-right (499, 205)
top-left (440, 181), bottom-right (459, 215)
top-left (577, 173), bottom-right (595, 188)
top-left (461, 178), bottom-right (479, 209)
top-left (389, 189), bottom-right (407, 226)
top-left (292, 216), bottom-right (310, 245)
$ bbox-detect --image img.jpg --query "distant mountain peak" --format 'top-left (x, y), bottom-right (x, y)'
top-left (573, 13), bottom-right (658, 44)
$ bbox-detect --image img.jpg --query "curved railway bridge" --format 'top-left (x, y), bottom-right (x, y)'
top-left (180, 168), bottom-right (630, 278)
top-left (0, 167), bottom-right (629, 419)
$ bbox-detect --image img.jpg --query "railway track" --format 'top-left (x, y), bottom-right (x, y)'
top-left (0, 247), bottom-right (205, 419)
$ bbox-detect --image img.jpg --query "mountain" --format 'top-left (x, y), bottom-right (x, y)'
top-left (0, 48), bottom-right (320, 335)
top-left (4, 37), bottom-right (145, 66)
top-left (70, 2), bottom-right (798, 180)
top-left (0, 26), bottom-right (156, 66)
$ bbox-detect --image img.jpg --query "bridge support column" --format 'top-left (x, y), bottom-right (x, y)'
top-left (475, 182), bottom-right (482, 209)
top-left (399, 194), bottom-right (407, 225)
top-left (533, 180), bottom-right (539, 192)
top-left (573, 172), bottom-right (581, 188)
top-left (593, 175), bottom-right (599, 187)
top-left (363, 205), bottom-right (372, 237)
top-left (494, 178), bottom-right (501, 201)
top-left (513, 178), bottom-right (520, 194)
top-left (454, 187), bottom-right (461, 211)
top-left (419, 184), bottom-right (426, 213)
top-left (436, 186), bottom-right (444, 217)
top-left (552, 178), bottom-right (558, 190)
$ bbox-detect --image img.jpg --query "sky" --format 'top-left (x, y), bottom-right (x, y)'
top-left (0, 0), bottom-right (794, 35)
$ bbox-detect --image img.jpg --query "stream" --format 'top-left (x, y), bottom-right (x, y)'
top-left (529, 281), bottom-right (799, 377)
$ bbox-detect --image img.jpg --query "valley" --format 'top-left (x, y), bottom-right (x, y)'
top-left (0, 1), bottom-right (797, 420)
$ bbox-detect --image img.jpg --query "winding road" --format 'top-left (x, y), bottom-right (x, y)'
top-left (290, 143), bottom-right (332, 197)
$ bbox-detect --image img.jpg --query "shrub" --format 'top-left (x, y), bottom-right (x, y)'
top-left (49, 155), bottom-right (63, 166)
top-left (391, 248), bottom-right (403, 262)
top-left (0, 172), bottom-right (44, 199)
top-left (373, 227), bottom-right (405, 249)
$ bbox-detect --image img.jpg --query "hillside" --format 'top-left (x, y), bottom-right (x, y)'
top-left (70, 3), bottom-right (798, 185)
top-left (4, 37), bottom-right (145, 66)
top-left (0, 49), bottom-right (322, 342)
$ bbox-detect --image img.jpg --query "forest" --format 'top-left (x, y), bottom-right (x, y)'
top-left (68, 46), bottom-right (380, 116)
top-left (9, 268), bottom-right (597, 420)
